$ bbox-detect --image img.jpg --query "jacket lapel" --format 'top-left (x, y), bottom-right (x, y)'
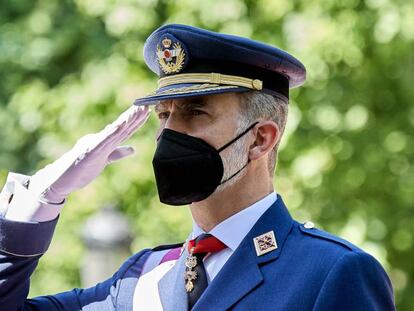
top-left (193, 195), bottom-right (294, 310)
top-left (192, 237), bottom-right (263, 310)
top-left (158, 242), bottom-right (189, 311)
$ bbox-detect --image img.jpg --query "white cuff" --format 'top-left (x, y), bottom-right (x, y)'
top-left (0, 172), bottom-right (65, 222)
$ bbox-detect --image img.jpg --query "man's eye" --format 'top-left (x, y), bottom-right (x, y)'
top-left (189, 110), bottom-right (205, 116)
top-left (157, 112), bottom-right (170, 119)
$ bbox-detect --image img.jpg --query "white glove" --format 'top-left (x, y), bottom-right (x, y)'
top-left (28, 105), bottom-right (150, 203)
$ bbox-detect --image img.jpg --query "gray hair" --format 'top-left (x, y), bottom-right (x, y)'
top-left (237, 91), bottom-right (289, 175)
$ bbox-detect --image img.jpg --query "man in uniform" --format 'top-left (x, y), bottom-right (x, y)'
top-left (0, 24), bottom-right (395, 310)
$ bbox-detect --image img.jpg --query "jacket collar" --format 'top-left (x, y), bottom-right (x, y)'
top-left (193, 194), bottom-right (293, 310)
top-left (191, 192), bottom-right (277, 251)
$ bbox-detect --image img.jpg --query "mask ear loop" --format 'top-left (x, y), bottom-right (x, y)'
top-left (218, 121), bottom-right (259, 185)
top-left (217, 121), bottom-right (259, 152)
top-left (220, 159), bottom-right (250, 185)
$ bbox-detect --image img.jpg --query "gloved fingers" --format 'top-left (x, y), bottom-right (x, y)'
top-left (73, 115), bottom-right (126, 151)
top-left (38, 120), bottom-right (127, 183)
top-left (118, 106), bottom-right (151, 143)
top-left (86, 120), bottom-right (129, 156)
top-left (107, 105), bottom-right (141, 130)
top-left (73, 105), bottom-right (138, 148)
top-left (96, 105), bottom-right (138, 139)
top-left (98, 106), bottom-right (150, 150)
top-left (26, 108), bottom-right (141, 199)
top-left (75, 106), bottom-right (148, 160)
top-left (97, 107), bottom-right (143, 150)
top-left (107, 145), bottom-right (135, 163)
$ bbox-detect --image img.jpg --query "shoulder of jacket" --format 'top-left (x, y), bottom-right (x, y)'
top-left (298, 221), bottom-right (361, 252)
top-left (136, 241), bottom-right (185, 276)
top-left (118, 242), bottom-right (184, 276)
top-left (151, 241), bottom-right (185, 252)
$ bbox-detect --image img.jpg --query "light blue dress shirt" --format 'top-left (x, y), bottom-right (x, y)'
top-left (191, 191), bottom-right (277, 282)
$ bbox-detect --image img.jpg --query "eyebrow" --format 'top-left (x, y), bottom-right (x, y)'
top-left (177, 99), bottom-right (207, 111)
top-left (154, 101), bottom-right (170, 113)
top-left (154, 98), bottom-right (208, 113)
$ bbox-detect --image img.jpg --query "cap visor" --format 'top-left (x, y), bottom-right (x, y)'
top-left (134, 83), bottom-right (249, 106)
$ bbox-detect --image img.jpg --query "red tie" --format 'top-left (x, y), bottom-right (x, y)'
top-left (187, 234), bottom-right (227, 254)
top-left (185, 234), bottom-right (227, 309)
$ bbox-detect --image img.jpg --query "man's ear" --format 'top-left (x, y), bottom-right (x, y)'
top-left (248, 121), bottom-right (280, 161)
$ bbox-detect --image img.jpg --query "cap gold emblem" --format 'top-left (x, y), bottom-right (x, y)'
top-left (253, 230), bottom-right (278, 256)
top-left (157, 37), bottom-right (186, 75)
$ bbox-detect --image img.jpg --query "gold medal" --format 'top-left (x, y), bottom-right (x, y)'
top-left (185, 280), bottom-right (194, 292)
top-left (184, 269), bottom-right (198, 280)
top-left (184, 247), bottom-right (199, 293)
top-left (184, 269), bottom-right (198, 293)
top-left (185, 255), bottom-right (197, 269)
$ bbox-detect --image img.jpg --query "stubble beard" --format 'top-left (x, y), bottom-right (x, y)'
top-left (214, 122), bottom-right (251, 195)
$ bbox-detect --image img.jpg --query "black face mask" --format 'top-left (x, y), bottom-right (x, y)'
top-left (152, 122), bottom-right (258, 205)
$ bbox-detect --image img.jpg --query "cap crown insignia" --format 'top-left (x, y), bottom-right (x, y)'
top-left (162, 38), bottom-right (172, 48)
top-left (157, 37), bottom-right (186, 75)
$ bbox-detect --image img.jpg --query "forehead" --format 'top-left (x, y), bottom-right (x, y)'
top-left (154, 93), bottom-right (240, 112)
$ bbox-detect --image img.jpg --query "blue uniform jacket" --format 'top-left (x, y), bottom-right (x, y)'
top-left (0, 195), bottom-right (395, 310)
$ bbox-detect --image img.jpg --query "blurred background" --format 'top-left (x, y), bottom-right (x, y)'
top-left (0, 0), bottom-right (413, 309)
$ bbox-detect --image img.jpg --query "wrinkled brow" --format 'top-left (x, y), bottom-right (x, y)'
top-left (155, 98), bottom-right (207, 113)
top-left (177, 99), bottom-right (207, 111)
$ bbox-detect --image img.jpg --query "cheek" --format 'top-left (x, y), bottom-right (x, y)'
top-left (185, 116), bottom-right (212, 133)
top-left (214, 119), bottom-right (240, 147)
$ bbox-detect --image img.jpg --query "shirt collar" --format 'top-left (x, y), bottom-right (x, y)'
top-left (191, 192), bottom-right (277, 251)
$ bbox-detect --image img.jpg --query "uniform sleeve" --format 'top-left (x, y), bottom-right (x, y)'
top-left (23, 250), bottom-right (152, 311)
top-left (0, 213), bottom-right (151, 311)
top-left (0, 215), bottom-right (59, 310)
top-left (312, 251), bottom-right (396, 311)
top-left (0, 172), bottom-right (65, 222)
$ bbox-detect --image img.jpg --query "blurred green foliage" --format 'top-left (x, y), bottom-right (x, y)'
top-left (0, 0), bottom-right (413, 309)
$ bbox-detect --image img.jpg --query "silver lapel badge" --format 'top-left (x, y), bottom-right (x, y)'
top-left (253, 230), bottom-right (278, 256)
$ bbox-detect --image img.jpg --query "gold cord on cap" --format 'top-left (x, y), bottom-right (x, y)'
top-left (158, 73), bottom-right (263, 91)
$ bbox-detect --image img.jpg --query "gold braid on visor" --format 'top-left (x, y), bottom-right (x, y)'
top-left (158, 73), bottom-right (263, 91)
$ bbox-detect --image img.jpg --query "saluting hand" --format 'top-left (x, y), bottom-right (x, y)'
top-left (28, 105), bottom-right (150, 203)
